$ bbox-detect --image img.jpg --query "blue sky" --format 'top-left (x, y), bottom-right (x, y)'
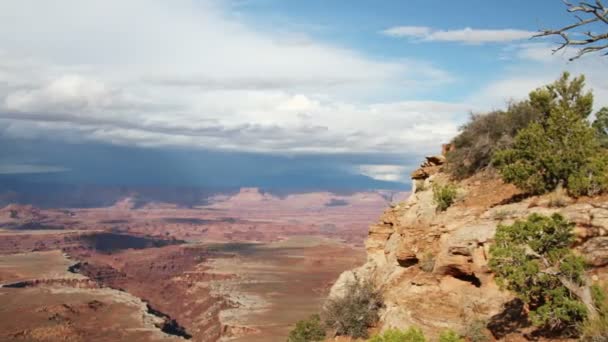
top-left (0, 0), bottom-right (606, 191)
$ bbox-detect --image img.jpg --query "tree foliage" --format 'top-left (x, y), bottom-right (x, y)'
top-left (445, 101), bottom-right (542, 178)
top-left (323, 279), bottom-right (383, 339)
top-left (493, 72), bottom-right (608, 197)
top-left (489, 214), bottom-right (589, 333)
top-left (287, 314), bottom-right (326, 342)
top-left (592, 106), bottom-right (608, 147)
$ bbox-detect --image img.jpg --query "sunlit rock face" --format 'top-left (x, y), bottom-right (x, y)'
top-left (329, 155), bottom-right (608, 339)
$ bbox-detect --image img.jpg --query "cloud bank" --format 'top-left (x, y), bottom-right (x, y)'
top-left (0, 0), bottom-right (462, 158)
top-left (382, 26), bottom-right (535, 44)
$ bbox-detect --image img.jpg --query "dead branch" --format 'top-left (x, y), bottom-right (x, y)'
top-left (535, 0), bottom-right (608, 60)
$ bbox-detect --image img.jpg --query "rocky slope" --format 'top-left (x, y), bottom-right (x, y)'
top-left (329, 155), bottom-right (608, 339)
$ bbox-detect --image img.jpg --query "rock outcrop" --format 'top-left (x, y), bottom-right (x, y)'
top-left (328, 155), bottom-right (608, 339)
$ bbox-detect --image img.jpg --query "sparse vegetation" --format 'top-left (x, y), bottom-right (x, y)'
top-left (323, 279), bottom-right (383, 339)
top-left (547, 185), bottom-right (570, 208)
top-left (580, 285), bottom-right (608, 341)
top-left (432, 183), bottom-right (457, 212)
top-left (368, 327), bottom-right (426, 342)
top-left (287, 314), bottom-right (326, 342)
top-left (492, 209), bottom-right (513, 221)
top-left (463, 320), bottom-right (490, 342)
top-left (489, 213), bottom-right (590, 334)
top-left (493, 73), bottom-right (608, 197)
top-left (438, 329), bottom-right (465, 342)
top-left (419, 252), bottom-right (435, 273)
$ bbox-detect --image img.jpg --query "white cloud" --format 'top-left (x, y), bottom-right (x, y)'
top-left (0, 0), bottom-right (462, 156)
top-left (358, 164), bottom-right (408, 182)
top-left (383, 26), bottom-right (535, 44)
top-left (382, 26), bottom-right (432, 37)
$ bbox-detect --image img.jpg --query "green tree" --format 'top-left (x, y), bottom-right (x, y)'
top-left (368, 327), bottom-right (426, 342)
top-left (287, 314), bottom-right (326, 342)
top-left (592, 107), bottom-right (608, 148)
top-left (528, 72), bottom-right (593, 120)
top-left (493, 73), bottom-right (608, 196)
top-left (489, 214), bottom-right (597, 334)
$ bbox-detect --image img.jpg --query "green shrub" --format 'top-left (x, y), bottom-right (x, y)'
top-left (592, 107), bottom-right (608, 148)
top-left (445, 101), bottom-right (542, 179)
top-left (432, 183), bottom-right (457, 212)
top-left (323, 279), bottom-right (383, 338)
top-left (438, 329), bottom-right (464, 342)
top-left (287, 314), bottom-right (326, 342)
top-left (580, 285), bottom-right (608, 341)
top-left (368, 327), bottom-right (426, 342)
top-left (489, 213), bottom-right (588, 333)
top-left (493, 73), bottom-right (608, 197)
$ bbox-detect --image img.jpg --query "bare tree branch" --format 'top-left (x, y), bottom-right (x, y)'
top-left (535, 0), bottom-right (608, 60)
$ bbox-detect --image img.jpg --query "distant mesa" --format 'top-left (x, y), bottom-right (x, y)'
top-left (204, 187), bottom-right (407, 210)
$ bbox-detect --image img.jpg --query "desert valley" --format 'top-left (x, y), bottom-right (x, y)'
top-left (0, 188), bottom-right (407, 341)
top-left (1, 1), bottom-right (608, 341)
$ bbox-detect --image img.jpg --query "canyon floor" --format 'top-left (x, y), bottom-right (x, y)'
top-left (0, 188), bottom-right (402, 341)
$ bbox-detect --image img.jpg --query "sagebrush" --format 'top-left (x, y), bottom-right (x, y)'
top-left (580, 285), bottom-right (608, 341)
top-left (432, 183), bottom-right (457, 212)
top-left (287, 314), bottom-right (326, 342)
top-left (446, 101), bottom-right (542, 179)
top-left (323, 279), bottom-right (382, 338)
top-left (438, 329), bottom-right (465, 342)
top-left (368, 327), bottom-right (426, 342)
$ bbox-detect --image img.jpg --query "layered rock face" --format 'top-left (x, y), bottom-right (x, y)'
top-left (329, 156), bottom-right (608, 338)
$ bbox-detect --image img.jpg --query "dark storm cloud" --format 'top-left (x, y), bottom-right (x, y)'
top-left (0, 136), bottom-right (416, 191)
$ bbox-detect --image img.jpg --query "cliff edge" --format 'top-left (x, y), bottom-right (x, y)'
top-left (328, 155), bottom-right (608, 339)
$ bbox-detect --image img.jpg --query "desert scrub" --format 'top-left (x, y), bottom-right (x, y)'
top-left (445, 100), bottom-right (542, 179)
top-left (419, 252), bottom-right (435, 273)
top-left (580, 285), bottom-right (608, 341)
top-left (433, 183), bottom-right (458, 212)
top-left (287, 314), bottom-right (326, 342)
top-left (463, 320), bottom-right (490, 342)
top-left (492, 209), bottom-right (513, 221)
top-left (368, 327), bottom-right (426, 342)
top-left (547, 185), bottom-right (569, 208)
top-left (323, 279), bottom-right (383, 339)
top-left (439, 329), bottom-right (465, 342)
